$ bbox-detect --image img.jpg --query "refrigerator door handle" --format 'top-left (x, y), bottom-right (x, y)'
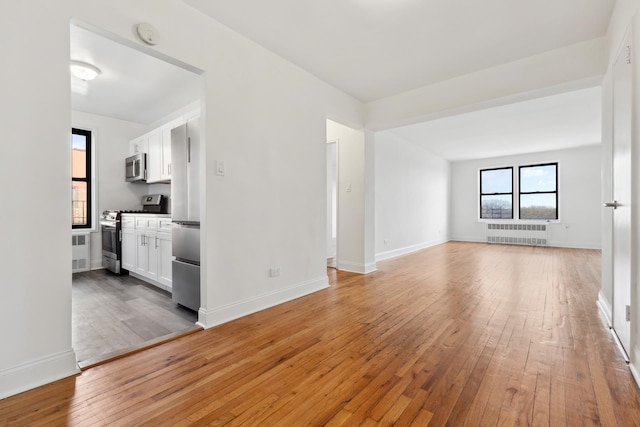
top-left (187, 136), bottom-right (191, 163)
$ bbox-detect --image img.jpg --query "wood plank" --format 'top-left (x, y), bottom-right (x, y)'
top-left (2, 243), bottom-right (640, 426)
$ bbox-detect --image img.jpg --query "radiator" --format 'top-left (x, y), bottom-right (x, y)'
top-left (72, 233), bottom-right (90, 273)
top-left (486, 223), bottom-right (547, 246)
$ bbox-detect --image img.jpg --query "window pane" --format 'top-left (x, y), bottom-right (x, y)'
top-left (520, 164), bottom-right (556, 192)
top-left (72, 181), bottom-right (88, 226)
top-left (481, 168), bottom-right (512, 194)
top-left (520, 193), bottom-right (557, 219)
top-left (72, 133), bottom-right (87, 179)
top-left (481, 195), bottom-right (513, 219)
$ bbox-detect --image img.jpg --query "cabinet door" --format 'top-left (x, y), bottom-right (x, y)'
top-left (136, 231), bottom-right (149, 276)
top-left (121, 228), bottom-right (136, 271)
top-left (147, 232), bottom-right (159, 282)
top-left (157, 232), bottom-right (172, 288)
top-left (130, 135), bottom-right (148, 156)
top-left (146, 130), bottom-right (162, 183)
top-left (161, 124), bottom-right (174, 181)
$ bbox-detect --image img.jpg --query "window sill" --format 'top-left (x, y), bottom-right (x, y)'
top-left (72, 228), bottom-right (96, 235)
top-left (478, 219), bottom-right (560, 224)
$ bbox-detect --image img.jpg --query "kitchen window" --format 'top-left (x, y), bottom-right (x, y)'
top-left (519, 163), bottom-right (558, 220)
top-left (479, 167), bottom-right (513, 219)
top-left (72, 128), bottom-right (92, 229)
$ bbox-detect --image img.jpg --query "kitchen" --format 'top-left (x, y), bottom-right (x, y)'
top-left (70, 23), bottom-right (204, 365)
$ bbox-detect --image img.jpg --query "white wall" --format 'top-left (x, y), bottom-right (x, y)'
top-left (326, 119), bottom-right (375, 273)
top-left (72, 111), bottom-right (161, 268)
top-left (0, 0), bottom-right (366, 398)
top-left (375, 131), bottom-right (450, 260)
top-left (451, 145), bottom-right (602, 249)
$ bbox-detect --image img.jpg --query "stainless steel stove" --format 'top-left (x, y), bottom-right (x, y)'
top-left (100, 195), bottom-right (168, 274)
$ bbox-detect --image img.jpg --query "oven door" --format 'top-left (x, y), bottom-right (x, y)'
top-left (101, 222), bottom-right (121, 274)
top-left (101, 223), bottom-right (118, 256)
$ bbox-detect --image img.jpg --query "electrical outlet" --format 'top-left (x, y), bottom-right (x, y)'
top-left (269, 267), bottom-right (281, 277)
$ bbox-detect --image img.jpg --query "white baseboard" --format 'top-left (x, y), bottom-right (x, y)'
top-left (90, 259), bottom-right (103, 270)
top-left (336, 260), bottom-right (377, 274)
top-left (196, 276), bottom-right (329, 329)
top-left (547, 240), bottom-right (602, 250)
top-left (631, 346), bottom-right (640, 389)
top-left (0, 349), bottom-right (79, 400)
top-left (375, 239), bottom-right (447, 262)
top-left (451, 236), bottom-right (601, 250)
top-left (450, 237), bottom-right (485, 243)
top-left (597, 291), bottom-right (613, 327)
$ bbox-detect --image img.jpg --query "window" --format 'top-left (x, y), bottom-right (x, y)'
top-left (480, 167), bottom-right (513, 219)
top-left (72, 128), bottom-right (92, 229)
top-left (519, 163), bottom-right (558, 220)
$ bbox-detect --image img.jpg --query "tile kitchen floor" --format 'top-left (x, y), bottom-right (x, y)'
top-left (72, 270), bottom-right (197, 365)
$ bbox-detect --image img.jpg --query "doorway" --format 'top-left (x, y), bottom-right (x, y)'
top-left (327, 140), bottom-right (338, 268)
top-left (70, 22), bottom-right (205, 366)
top-left (610, 28), bottom-right (633, 357)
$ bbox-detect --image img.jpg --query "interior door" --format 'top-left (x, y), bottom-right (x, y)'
top-left (611, 30), bottom-right (633, 356)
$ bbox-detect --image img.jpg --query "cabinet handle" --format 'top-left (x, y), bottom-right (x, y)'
top-left (155, 236), bottom-right (159, 249)
top-left (187, 137), bottom-right (191, 163)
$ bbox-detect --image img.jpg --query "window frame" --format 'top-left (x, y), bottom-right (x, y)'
top-left (72, 127), bottom-right (93, 230)
top-left (479, 166), bottom-right (514, 220)
top-left (518, 162), bottom-right (558, 221)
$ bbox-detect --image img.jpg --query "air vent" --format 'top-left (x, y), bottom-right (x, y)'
top-left (72, 233), bottom-right (90, 273)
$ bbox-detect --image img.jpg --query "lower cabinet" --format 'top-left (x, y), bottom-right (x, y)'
top-left (121, 215), bottom-right (172, 291)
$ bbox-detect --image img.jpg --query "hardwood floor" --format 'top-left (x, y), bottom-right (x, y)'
top-left (72, 270), bottom-right (197, 366)
top-left (3, 242), bottom-right (640, 425)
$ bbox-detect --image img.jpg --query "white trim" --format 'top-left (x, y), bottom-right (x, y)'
top-left (631, 345), bottom-right (640, 389)
top-left (545, 240), bottom-right (602, 250)
top-left (629, 363), bottom-right (640, 389)
top-left (337, 260), bottom-right (377, 274)
top-left (90, 260), bottom-right (104, 270)
top-left (597, 291), bottom-right (613, 327)
top-left (451, 236), bottom-right (600, 250)
top-left (375, 239), bottom-right (447, 262)
top-left (0, 349), bottom-right (79, 399)
top-left (611, 328), bottom-right (630, 362)
top-left (196, 276), bottom-right (329, 329)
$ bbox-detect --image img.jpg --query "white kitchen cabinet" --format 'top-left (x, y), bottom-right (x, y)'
top-left (130, 135), bottom-right (148, 156)
top-left (146, 130), bottom-right (163, 183)
top-left (121, 214), bottom-right (172, 291)
top-left (157, 232), bottom-right (172, 288)
top-left (121, 217), bottom-right (136, 271)
top-left (158, 117), bottom-right (183, 182)
top-left (129, 109), bottom-right (199, 185)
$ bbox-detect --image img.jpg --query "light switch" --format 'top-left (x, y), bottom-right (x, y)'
top-left (216, 160), bottom-right (225, 176)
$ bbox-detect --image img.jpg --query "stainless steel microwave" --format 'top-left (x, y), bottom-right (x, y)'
top-left (125, 153), bottom-right (146, 182)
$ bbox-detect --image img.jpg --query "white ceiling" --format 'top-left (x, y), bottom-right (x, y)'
top-left (389, 87), bottom-right (602, 161)
top-left (70, 1), bottom-right (612, 159)
top-left (183, 0), bottom-right (614, 102)
top-left (70, 25), bottom-right (202, 125)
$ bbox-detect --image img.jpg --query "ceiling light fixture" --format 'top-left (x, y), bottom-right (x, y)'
top-left (70, 60), bottom-right (101, 81)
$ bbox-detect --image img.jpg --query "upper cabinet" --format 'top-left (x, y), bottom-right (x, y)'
top-left (129, 108), bottom-right (199, 184)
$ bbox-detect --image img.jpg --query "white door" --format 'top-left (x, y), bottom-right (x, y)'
top-left (611, 30), bottom-right (633, 355)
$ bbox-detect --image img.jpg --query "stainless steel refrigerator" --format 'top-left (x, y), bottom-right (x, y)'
top-left (171, 117), bottom-right (201, 311)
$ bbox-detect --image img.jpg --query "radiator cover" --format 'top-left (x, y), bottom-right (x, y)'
top-left (486, 223), bottom-right (548, 246)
